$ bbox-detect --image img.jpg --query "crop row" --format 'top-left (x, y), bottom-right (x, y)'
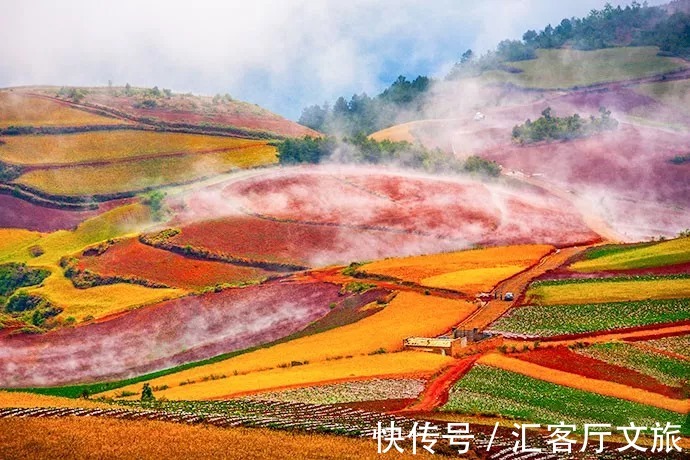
top-left (488, 298), bottom-right (690, 337)
top-left (645, 334), bottom-right (690, 358)
top-left (441, 365), bottom-right (687, 432)
top-left (576, 342), bottom-right (690, 387)
top-left (532, 272), bottom-right (690, 287)
top-left (242, 378), bottom-right (426, 405)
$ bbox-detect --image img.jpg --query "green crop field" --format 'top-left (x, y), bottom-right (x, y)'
top-left (488, 298), bottom-right (690, 337)
top-left (571, 237), bottom-right (690, 272)
top-left (646, 334), bottom-right (690, 359)
top-left (577, 342), bottom-right (690, 387)
top-left (441, 365), bottom-right (687, 432)
top-left (480, 47), bottom-right (687, 89)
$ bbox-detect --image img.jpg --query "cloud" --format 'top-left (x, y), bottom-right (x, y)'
top-left (0, 0), bottom-right (668, 118)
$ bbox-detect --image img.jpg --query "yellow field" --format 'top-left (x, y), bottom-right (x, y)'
top-left (154, 352), bottom-right (450, 400)
top-left (478, 353), bottom-right (687, 413)
top-left (361, 244), bottom-right (553, 294)
top-left (103, 291), bottom-right (470, 398)
top-left (15, 145), bottom-right (277, 196)
top-left (0, 417), bottom-right (433, 460)
top-left (0, 92), bottom-right (127, 127)
top-left (0, 391), bottom-right (110, 409)
top-left (571, 237), bottom-right (690, 272)
top-left (0, 131), bottom-right (266, 166)
top-left (0, 229), bottom-right (42, 259)
top-left (528, 278), bottom-right (690, 305)
top-left (25, 270), bottom-right (184, 321)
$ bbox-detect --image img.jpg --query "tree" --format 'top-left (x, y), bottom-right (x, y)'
top-left (460, 49), bottom-right (474, 63)
top-left (142, 190), bottom-right (167, 221)
top-left (141, 383), bottom-right (155, 402)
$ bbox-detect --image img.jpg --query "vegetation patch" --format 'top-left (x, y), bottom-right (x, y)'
top-left (489, 298), bottom-right (690, 337)
top-left (512, 106), bottom-right (617, 144)
top-left (441, 365), bottom-right (687, 433)
top-left (0, 263), bottom-right (50, 304)
top-left (576, 342), bottom-right (690, 388)
top-left (571, 237), bottom-right (690, 272)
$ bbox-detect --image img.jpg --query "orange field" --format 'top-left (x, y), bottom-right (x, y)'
top-left (0, 417), bottom-right (430, 460)
top-left (104, 291), bottom-right (471, 398)
top-left (0, 91), bottom-right (127, 127)
top-left (0, 131), bottom-right (267, 165)
top-left (478, 353), bottom-right (687, 413)
top-left (151, 352), bottom-right (451, 400)
top-left (361, 244), bottom-right (553, 294)
top-left (0, 391), bottom-right (110, 409)
top-left (78, 238), bottom-right (271, 290)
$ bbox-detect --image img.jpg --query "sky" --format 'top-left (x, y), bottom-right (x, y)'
top-left (0, 0), bottom-right (667, 119)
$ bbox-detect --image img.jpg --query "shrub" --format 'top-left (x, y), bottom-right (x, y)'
top-left (28, 245), bottom-right (45, 258)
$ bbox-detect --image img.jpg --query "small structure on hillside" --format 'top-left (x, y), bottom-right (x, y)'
top-left (474, 111), bottom-right (485, 121)
top-left (404, 328), bottom-right (492, 357)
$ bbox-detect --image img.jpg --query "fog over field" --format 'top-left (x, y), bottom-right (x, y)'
top-left (0, 0), bottom-right (666, 118)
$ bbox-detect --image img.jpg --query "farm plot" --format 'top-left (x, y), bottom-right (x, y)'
top-left (0, 281), bottom-right (380, 387)
top-left (15, 144), bottom-right (277, 196)
top-left (77, 238), bottom-right (271, 290)
top-left (645, 334), bottom-right (690, 359)
top-left (575, 342), bottom-right (690, 388)
top-left (513, 347), bottom-right (686, 399)
top-left (571, 237), bottom-right (690, 272)
top-left (103, 291), bottom-right (472, 399)
top-left (488, 298), bottom-right (690, 337)
top-left (0, 390), bottom-right (111, 409)
top-left (479, 47), bottom-right (687, 89)
top-left (0, 91), bottom-right (126, 127)
top-left (0, 229), bottom-right (42, 258)
top-left (151, 353), bottom-right (450, 401)
top-left (162, 215), bottom-right (463, 268)
top-left (0, 416), bottom-right (430, 460)
top-left (635, 79), bottom-right (690, 117)
top-left (216, 166), bottom-right (598, 247)
top-left (0, 195), bottom-right (130, 233)
top-left (527, 276), bottom-right (690, 305)
top-left (242, 378), bottom-right (425, 405)
top-left (0, 131), bottom-right (267, 166)
top-left (441, 365), bottom-right (687, 432)
top-left (360, 244), bottom-right (553, 294)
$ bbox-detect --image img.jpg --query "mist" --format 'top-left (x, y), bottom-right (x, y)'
top-left (0, 0), bottom-right (664, 119)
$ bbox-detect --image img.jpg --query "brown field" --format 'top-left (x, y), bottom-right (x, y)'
top-left (0, 417), bottom-right (435, 460)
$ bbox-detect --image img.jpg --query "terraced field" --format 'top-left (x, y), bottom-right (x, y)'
top-left (575, 342), bottom-right (690, 388)
top-left (526, 275), bottom-right (690, 305)
top-left (488, 298), bottom-right (690, 337)
top-left (645, 334), bottom-right (690, 359)
top-left (571, 237), bottom-right (690, 272)
top-left (0, 91), bottom-right (127, 127)
top-left (15, 144), bottom-right (277, 196)
top-left (102, 291), bottom-right (471, 399)
top-left (1, 281), bottom-right (379, 387)
top-left (242, 378), bottom-right (425, 405)
top-left (480, 47), bottom-right (687, 89)
top-left (0, 131), bottom-right (267, 166)
top-left (441, 365), bottom-right (687, 432)
top-left (635, 79), bottom-right (690, 116)
top-left (513, 346), bottom-right (686, 399)
top-left (360, 244), bottom-right (553, 294)
top-left (77, 237), bottom-right (272, 290)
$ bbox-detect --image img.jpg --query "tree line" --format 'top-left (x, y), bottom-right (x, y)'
top-left (277, 135), bottom-right (500, 178)
top-left (511, 107), bottom-right (618, 144)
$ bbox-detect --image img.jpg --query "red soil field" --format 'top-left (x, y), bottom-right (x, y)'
top-left (81, 92), bottom-right (318, 138)
top-left (0, 195), bottom-right (131, 232)
top-left (78, 238), bottom-right (271, 289)
top-left (168, 215), bottom-right (461, 268)
top-left (219, 167), bottom-right (598, 248)
top-left (0, 281), bottom-right (387, 387)
top-left (536, 261), bottom-right (690, 282)
top-left (513, 346), bottom-right (685, 399)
